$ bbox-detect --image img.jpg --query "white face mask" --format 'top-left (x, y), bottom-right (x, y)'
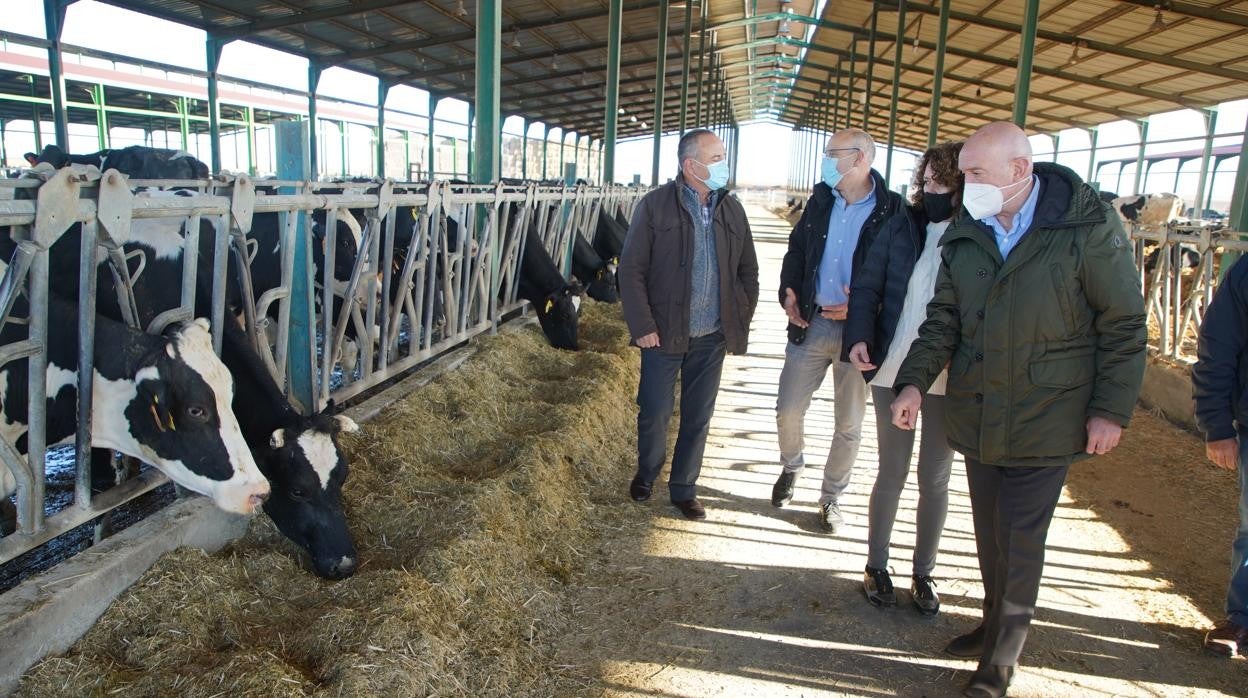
top-left (962, 175), bottom-right (1031, 220)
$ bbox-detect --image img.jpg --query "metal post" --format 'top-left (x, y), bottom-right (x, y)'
top-left (679, 0), bottom-right (692, 133)
top-left (92, 83), bottom-right (109, 149)
top-left (28, 77), bottom-right (43, 151)
top-left (1051, 132), bottom-right (1060, 163)
top-left (339, 120), bottom-right (348, 176)
top-left (1194, 108), bottom-right (1218, 219)
top-left (1224, 111), bottom-right (1248, 276)
top-left (177, 96), bottom-right (190, 151)
top-left (560, 130), bottom-right (569, 182)
top-left (275, 120), bottom-right (315, 411)
top-left (604, 0), bottom-right (623, 184)
top-left (695, 0), bottom-right (707, 124)
top-left (730, 121), bottom-right (739, 187)
top-left (1013, 0), bottom-right (1039, 127)
top-left (245, 105), bottom-right (257, 175)
top-left (43, 0), bottom-right (70, 147)
top-left (652, 1), bottom-right (669, 185)
top-left (542, 124), bottom-right (551, 180)
top-left (864, 4), bottom-right (879, 129)
top-left (521, 118), bottom-right (529, 180)
top-left (928, 0), bottom-right (950, 148)
top-left (377, 81), bottom-right (390, 178)
top-left (308, 62), bottom-right (323, 179)
top-left (885, 0), bottom-right (906, 184)
top-left (466, 102), bottom-right (474, 179)
top-left (206, 37), bottom-right (225, 173)
top-left (428, 92), bottom-right (438, 179)
top-left (1086, 126), bottom-right (1099, 185)
top-left (1132, 118), bottom-right (1149, 196)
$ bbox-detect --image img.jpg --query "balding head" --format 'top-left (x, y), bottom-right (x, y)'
top-left (959, 121), bottom-right (1036, 220)
top-left (823, 128), bottom-right (877, 197)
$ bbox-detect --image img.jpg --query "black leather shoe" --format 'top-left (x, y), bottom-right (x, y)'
top-left (672, 498), bottom-right (707, 520)
top-left (962, 663), bottom-right (1013, 698)
top-left (629, 476), bottom-right (652, 502)
top-left (944, 624), bottom-right (986, 658)
top-left (771, 470), bottom-right (796, 507)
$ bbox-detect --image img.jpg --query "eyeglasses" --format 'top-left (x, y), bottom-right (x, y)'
top-left (824, 147), bottom-right (860, 157)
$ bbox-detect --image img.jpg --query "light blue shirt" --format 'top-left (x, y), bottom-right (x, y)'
top-left (815, 182), bottom-right (876, 307)
top-left (982, 176), bottom-right (1041, 259)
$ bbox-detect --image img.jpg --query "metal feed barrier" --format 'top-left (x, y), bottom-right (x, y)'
top-left (0, 167), bottom-right (648, 566)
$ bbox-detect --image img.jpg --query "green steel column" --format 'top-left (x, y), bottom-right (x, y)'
top-left (427, 92), bottom-right (437, 179)
top-left (466, 102), bottom-right (474, 179)
top-left (542, 124), bottom-right (551, 180)
top-left (1132, 118), bottom-right (1149, 196)
top-left (1223, 111), bottom-right (1248, 275)
top-left (308, 62), bottom-right (323, 179)
top-left (652, 0), bottom-right (669, 186)
top-left (1013, 0), bottom-right (1039, 127)
top-left (1086, 126), bottom-right (1098, 184)
top-left (695, 0), bottom-right (707, 124)
top-left (1194, 109), bottom-right (1218, 219)
top-left (28, 77), bottom-right (42, 150)
top-left (730, 121), bottom-right (739, 187)
top-left (339, 120), bottom-right (348, 176)
top-left (847, 39), bottom-right (857, 128)
top-left (206, 37), bottom-right (225, 173)
top-left (521, 118), bottom-right (529, 180)
top-left (884, 0), bottom-right (906, 184)
top-left (377, 81), bottom-right (390, 178)
top-left (402, 129), bottom-right (410, 180)
top-left (43, 0), bottom-right (69, 148)
top-left (474, 0), bottom-right (501, 184)
top-left (864, 4), bottom-right (879, 130)
top-left (92, 83), bottom-right (108, 149)
top-left (604, 0), bottom-right (623, 184)
top-left (560, 130), bottom-right (569, 181)
top-left (928, 0), bottom-right (950, 148)
top-left (678, 0), bottom-right (692, 133)
top-left (245, 106), bottom-right (257, 175)
top-left (1051, 132), bottom-right (1060, 163)
top-left (177, 96), bottom-right (190, 151)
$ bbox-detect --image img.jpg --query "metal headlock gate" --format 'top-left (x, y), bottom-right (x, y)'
top-left (0, 166), bottom-right (648, 566)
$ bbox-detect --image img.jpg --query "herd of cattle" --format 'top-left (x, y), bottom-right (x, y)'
top-left (0, 145), bottom-right (633, 580)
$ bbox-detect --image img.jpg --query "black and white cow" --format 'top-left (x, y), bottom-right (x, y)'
top-left (571, 234), bottom-right (619, 303)
top-left (1112, 192), bottom-right (1184, 229)
top-left (593, 209), bottom-right (628, 263)
top-left (517, 222), bottom-right (582, 350)
top-left (36, 144), bottom-right (209, 180)
top-left (0, 296), bottom-right (270, 516)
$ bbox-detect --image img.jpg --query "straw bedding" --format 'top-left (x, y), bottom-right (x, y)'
top-left (17, 301), bottom-right (641, 697)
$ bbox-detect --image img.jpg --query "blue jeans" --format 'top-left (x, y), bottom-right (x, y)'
top-left (635, 332), bottom-right (727, 502)
top-left (1229, 433), bottom-right (1248, 626)
top-left (775, 315), bottom-right (867, 505)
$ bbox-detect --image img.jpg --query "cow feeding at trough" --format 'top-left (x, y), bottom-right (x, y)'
top-left (15, 301), bottom-right (641, 696)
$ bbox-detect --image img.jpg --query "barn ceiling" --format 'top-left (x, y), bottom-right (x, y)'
top-left (89, 0), bottom-right (1248, 148)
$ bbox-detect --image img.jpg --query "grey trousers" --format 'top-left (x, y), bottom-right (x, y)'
top-left (867, 386), bottom-right (954, 576)
top-left (775, 315), bottom-right (867, 506)
top-left (965, 457), bottom-right (1069, 667)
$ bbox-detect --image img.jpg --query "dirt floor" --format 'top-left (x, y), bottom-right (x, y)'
top-left (13, 203), bottom-right (1248, 697)
top-left (546, 204), bottom-right (1248, 697)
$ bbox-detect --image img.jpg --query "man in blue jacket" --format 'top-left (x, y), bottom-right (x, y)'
top-left (1193, 254), bottom-right (1248, 657)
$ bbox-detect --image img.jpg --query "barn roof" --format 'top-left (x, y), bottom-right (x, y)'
top-left (89, 1), bottom-right (1248, 146)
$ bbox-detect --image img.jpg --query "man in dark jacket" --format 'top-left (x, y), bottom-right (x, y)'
top-left (891, 122), bottom-right (1146, 698)
top-left (772, 128), bottom-right (904, 532)
top-left (618, 129), bottom-right (759, 521)
top-left (1192, 254), bottom-right (1248, 657)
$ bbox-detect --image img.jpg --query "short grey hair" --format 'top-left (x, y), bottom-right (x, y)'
top-left (677, 129), bottom-right (715, 166)
top-left (835, 128), bottom-right (877, 164)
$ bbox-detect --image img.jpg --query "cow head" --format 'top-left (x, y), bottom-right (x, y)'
top-left (312, 213), bottom-right (362, 287)
top-left (101, 319), bottom-right (269, 515)
top-left (265, 412), bottom-right (359, 579)
top-left (535, 283), bottom-right (582, 350)
top-left (585, 256), bottom-right (620, 303)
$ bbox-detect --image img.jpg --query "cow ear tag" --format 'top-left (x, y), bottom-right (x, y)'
top-left (544, 299), bottom-right (554, 314)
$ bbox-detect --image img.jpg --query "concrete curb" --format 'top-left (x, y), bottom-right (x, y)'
top-left (0, 319), bottom-right (535, 695)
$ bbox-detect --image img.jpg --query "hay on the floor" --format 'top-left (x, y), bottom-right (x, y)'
top-left (16, 301), bottom-right (641, 697)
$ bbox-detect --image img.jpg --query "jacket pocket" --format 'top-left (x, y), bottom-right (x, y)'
top-left (1029, 348), bottom-right (1095, 388)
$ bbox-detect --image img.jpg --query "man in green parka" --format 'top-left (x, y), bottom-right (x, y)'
top-left (890, 122), bottom-right (1146, 698)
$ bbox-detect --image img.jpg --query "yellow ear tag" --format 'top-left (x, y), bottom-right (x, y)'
top-left (544, 299), bottom-right (554, 314)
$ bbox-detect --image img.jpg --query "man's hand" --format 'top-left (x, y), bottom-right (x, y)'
top-left (1206, 437), bottom-right (1239, 471)
top-left (636, 332), bottom-right (661, 348)
top-left (783, 288), bottom-right (808, 328)
top-left (891, 385), bottom-right (922, 430)
top-left (1085, 416), bottom-right (1123, 455)
top-left (820, 285), bottom-right (852, 321)
top-left (848, 342), bottom-right (876, 371)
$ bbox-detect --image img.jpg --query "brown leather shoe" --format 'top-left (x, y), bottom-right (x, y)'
top-left (1203, 618), bottom-right (1248, 657)
top-left (672, 498), bottom-right (707, 520)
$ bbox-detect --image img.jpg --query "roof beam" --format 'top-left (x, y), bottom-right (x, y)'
top-left (336, 0), bottom-right (662, 63)
top-left (902, 0), bottom-right (1248, 84)
top-left (213, 0), bottom-right (419, 40)
top-left (1114, 0), bottom-right (1248, 30)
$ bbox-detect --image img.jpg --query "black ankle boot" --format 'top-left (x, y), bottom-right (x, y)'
top-left (962, 663), bottom-right (1013, 698)
top-left (944, 623), bottom-right (986, 657)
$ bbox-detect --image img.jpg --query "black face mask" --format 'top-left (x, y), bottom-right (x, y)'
top-left (922, 191), bottom-right (955, 222)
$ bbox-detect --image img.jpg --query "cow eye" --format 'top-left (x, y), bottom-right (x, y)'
top-left (290, 487), bottom-right (310, 501)
top-left (186, 405), bottom-right (209, 421)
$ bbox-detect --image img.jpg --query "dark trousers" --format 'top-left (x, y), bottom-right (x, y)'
top-left (635, 331), bottom-right (726, 502)
top-left (964, 457), bottom-right (1069, 667)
